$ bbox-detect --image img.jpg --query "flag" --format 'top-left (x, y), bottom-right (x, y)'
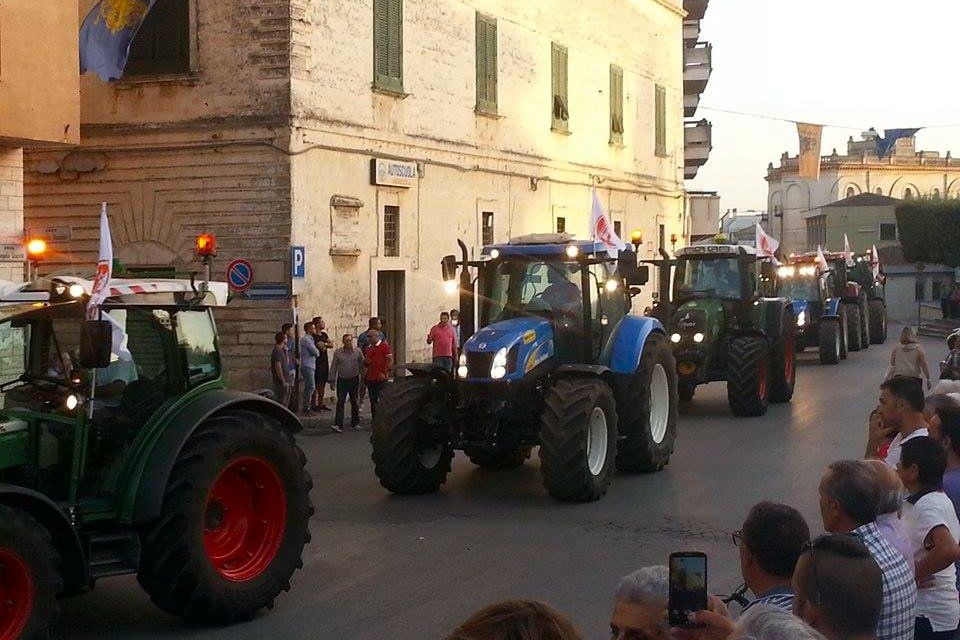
top-left (590, 189), bottom-right (625, 260)
top-left (843, 234), bottom-right (854, 267)
top-left (815, 245), bottom-right (829, 272)
top-left (87, 203), bottom-right (113, 320)
top-left (80, 0), bottom-right (159, 82)
top-left (870, 244), bottom-right (881, 279)
top-left (876, 128), bottom-right (921, 158)
top-left (755, 223), bottom-right (780, 258)
top-left (797, 123), bottom-right (824, 179)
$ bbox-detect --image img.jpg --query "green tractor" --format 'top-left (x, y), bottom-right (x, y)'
top-left (657, 244), bottom-right (797, 417)
top-left (847, 252), bottom-right (888, 345)
top-left (0, 274), bottom-right (313, 639)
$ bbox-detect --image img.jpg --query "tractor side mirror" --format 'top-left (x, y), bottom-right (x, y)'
top-left (618, 250), bottom-right (648, 285)
top-left (79, 320), bottom-right (112, 369)
top-left (441, 255), bottom-right (458, 283)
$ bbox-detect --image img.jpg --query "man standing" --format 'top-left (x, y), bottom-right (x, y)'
top-left (866, 460), bottom-right (915, 569)
top-left (357, 316), bottom-right (386, 351)
top-left (271, 331), bottom-right (293, 408)
top-left (427, 311), bottom-right (458, 372)
top-left (362, 329), bottom-right (393, 419)
top-left (819, 460), bottom-right (917, 640)
top-left (329, 334), bottom-right (364, 432)
top-left (609, 566), bottom-right (669, 640)
top-left (866, 377), bottom-right (929, 469)
top-left (281, 322), bottom-right (298, 410)
top-left (299, 322), bottom-right (320, 415)
top-left (311, 316), bottom-right (333, 411)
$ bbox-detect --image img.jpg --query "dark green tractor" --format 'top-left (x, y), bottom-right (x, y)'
top-left (0, 275), bottom-right (313, 639)
top-left (658, 244), bottom-right (797, 417)
top-left (847, 253), bottom-right (888, 345)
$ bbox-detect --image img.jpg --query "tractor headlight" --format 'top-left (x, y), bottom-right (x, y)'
top-left (797, 310), bottom-right (807, 327)
top-left (69, 284), bottom-right (84, 298)
top-left (565, 245), bottom-right (579, 259)
top-left (457, 353), bottom-right (468, 379)
top-left (670, 333), bottom-right (682, 343)
top-left (604, 279), bottom-right (619, 292)
top-left (490, 347), bottom-right (509, 379)
top-left (693, 332), bottom-right (705, 343)
top-left (489, 248), bottom-right (500, 259)
top-left (65, 394), bottom-right (79, 411)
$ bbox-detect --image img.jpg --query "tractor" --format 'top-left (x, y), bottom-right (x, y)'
top-left (0, 268), bottom-right (313, 638)
top-left (847, 252), bottom-right (888, 345)
top-left (777, 260), bottom-right (847, 365)
top-left (793, 251), bottom-right (871, 352)
top-left (370, 233), bottom-right (679, 503)
top-left (655, 244), bottom-right (796, 417)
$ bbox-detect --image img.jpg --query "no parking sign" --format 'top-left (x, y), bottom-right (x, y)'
top-left (226, 259), bottom-right (254, 293)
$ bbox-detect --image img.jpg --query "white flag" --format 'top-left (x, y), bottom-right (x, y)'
top-left (755, 223), bottom-right (780, 258)
top-left (843, 234), bottom-right (854, 266)
top-left (590, 188), bottom-right (626, 260)
top-left (86, 202), bottom-right (113, 320)
top-left (870, 244), bottom-right (881, 279)
top-left (815, 245), bottom-right (829, 272)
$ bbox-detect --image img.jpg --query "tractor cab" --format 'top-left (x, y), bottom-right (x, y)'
top-left (673, 244), bottom-right (762, 303)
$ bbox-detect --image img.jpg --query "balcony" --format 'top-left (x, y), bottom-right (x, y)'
top-left (684, 93), bottom-right (700, 118)
top-left (684, 0), bottom-right (708, 21)
top-left (684, 120), bottom-right (712, 180)
top-left (683, 19), bottom-right (701, 43)
top-left (683, 42), bottom-right (712, 95)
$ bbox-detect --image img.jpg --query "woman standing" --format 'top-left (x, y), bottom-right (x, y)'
top-left (888, 326), bottom-right (932, 390)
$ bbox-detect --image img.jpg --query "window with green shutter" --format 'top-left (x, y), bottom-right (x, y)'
top-left (610, 64), bottom-right (624, 144)
top-left (551, 43), bottom-right (569, 132)
top-left (655, 84), bottom-right (667, 156)
top-left (373, 0), bottom-right (403, 94)
top-left (476, 14), bottom-right (498, 115)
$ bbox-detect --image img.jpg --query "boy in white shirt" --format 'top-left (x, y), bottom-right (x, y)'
top-left (897, 436), bottom-right (960, 640)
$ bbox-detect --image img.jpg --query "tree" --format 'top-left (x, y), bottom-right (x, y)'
top-left (895, 199), bottom-right (960, 267)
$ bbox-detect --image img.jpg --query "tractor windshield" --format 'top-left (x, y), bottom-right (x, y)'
top-left (479, 259), bottom-right (583, 325)
top-left (780, 276), bottom-right (819, 301)
top-left (674, 257), bottom-right (742, 300)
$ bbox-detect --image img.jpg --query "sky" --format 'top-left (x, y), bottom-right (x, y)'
top-left (687, 0), bottom-right (960, 212)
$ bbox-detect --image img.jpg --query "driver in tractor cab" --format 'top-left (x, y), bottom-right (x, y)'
top-left (541, 264), bottom-right (582, 319)
top-left (702, 259), bottom-right (739, 298)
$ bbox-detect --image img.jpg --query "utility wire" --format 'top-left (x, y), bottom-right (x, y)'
top-left (698, 105), bottom-right (960, 131)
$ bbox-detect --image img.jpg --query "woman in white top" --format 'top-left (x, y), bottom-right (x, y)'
top-left (888, 326), bottom-right (932, 390)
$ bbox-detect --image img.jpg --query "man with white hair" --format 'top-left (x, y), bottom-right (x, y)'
top-left (732, 604), bottom-right (827, 640)
top-left (611, 566), bottom-right (670, 640)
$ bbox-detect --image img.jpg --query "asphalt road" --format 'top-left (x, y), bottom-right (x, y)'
top-left (60, 327), bottom-right (943, 640)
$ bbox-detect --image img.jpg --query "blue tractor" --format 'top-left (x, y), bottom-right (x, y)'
top-left (370, 234), bottom-right (679, 502)
top-left (777, 260), bottom-right (847, 365)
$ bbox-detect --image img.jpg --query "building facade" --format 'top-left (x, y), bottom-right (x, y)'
top-left (803, 193), bottom-right (900, 253)
top-left (25, 0), bottom-right (688, 389)
top-left (682, 0), bottom-right (712, 180)
top-left (685, 190), bottom-right (720, 242)
top-left (766, 129), bottom-right (960, 254)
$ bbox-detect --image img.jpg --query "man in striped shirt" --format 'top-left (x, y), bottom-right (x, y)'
top-left (734, 502), bottom-right (811, 614)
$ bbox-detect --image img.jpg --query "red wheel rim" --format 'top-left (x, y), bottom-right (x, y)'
top-left (0, 549), bottom-right (33, 640)
top-left (204, 456), bottom-right (287, 583)
top-left (784, 332), bottom-right (796, 384)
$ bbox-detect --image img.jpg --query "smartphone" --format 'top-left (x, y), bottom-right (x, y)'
top-left (669, 551), bottom-right (708, 627)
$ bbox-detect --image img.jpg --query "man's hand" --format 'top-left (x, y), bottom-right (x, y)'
top-left (669, 596), bottom-right (733, 640)
top-left (866, 408), bottom-right (896, 458)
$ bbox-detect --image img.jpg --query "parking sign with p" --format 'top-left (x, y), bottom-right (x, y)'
top-left (291, 246), bottom-right (305, 279)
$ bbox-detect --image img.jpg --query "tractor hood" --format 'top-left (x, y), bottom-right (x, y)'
top-left (461, 317), bottom-right (555, 381)
top-left (791, 299), bottom-right (809, 317)
top-left (672, 298), bottom-right (723, 336)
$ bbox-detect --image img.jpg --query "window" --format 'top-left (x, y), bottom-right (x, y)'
top-left (556, 217), bottom-right (566, 233)
top-left (175, 310), bottom-right (220, 385)
top-left (916, 277), bottom-right (926, 302)
top-left (658, 224), bottom-right (666, 251)
top-left (482, 211), bottom-right (495, 246)
top-left (610, 64), bottom-right (624, 144)
top-left (875, 187), bottom-right (883, 195)
top-left (614, 221), bottom-right (622, 238)
top-left (384, 205), bottom-right (400, 256)
top-left (933, 188), bottom-right (941, 199)
top-left (904, 188), bottom-right (913, 199)
top-left (475, 14), bottom-right (498, 115)
top-left (879, 222), bottom-right (897, 241)
top-left (846, 186), bottom-right (855, 198)
top-left (373, 0), bottom-right (403, 93)
top-left (125, 0), bottom-right (190, 77)
top-left (655, 84), bottom-right (667, 157)
top-left (551, 43), bottom-right (569, 132)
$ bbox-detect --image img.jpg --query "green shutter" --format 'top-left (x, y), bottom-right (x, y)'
top-left (655, 84), bottom-right (666, 156)
top-left (476, 14), bottom-right (498, 114)
top-left (610, 64), bottom-right (624, 144)
top-left (551, 43), bottom-right (569, 132)
top-left (374, 0), bottom-right (403, 93)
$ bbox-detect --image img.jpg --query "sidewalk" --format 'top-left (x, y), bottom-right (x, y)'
top-left (295, 396), bottom-right (373, 436)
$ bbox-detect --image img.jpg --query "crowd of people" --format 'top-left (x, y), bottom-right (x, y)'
top-left (440, 376), bottom-right (960, 640)
top-left (268, 310), bottom-right (462, 431)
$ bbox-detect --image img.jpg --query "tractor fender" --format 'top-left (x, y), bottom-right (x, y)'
top-left (600, 315), bottom-right (665, 375)
top-left (405, 362), bottom-right (453, 380)
top-left (0, 484), bottom-right (88, 594)
top-left (761, 299), bottom-right (793, 342)
top-left (553, 363), bottom-right (612, 380)
top-left (820, 297), bottom-right (842, 318)
top-left (130, 389), bottom-right (302, 525)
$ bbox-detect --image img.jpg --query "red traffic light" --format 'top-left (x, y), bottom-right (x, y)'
top-left (196, 234), bottom-right (217, 257)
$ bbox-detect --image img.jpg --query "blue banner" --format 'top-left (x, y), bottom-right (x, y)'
top-left (80, 0), bottom-right (159, 82)
top-left (876, 128), bottom-right (921, 158)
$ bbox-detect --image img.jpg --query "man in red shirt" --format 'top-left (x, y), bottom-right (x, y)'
top-left (362, 329), bottom-right (393, 418)
top-left (427, 311), bottom-right (458, 372)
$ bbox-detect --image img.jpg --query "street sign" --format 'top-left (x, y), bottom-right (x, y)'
top-left (370, 158), bottom-right (418, 188)
top-left (226, 258), bottom-right (254, 293)
top-left (291, 246), bottom-right (305, 279)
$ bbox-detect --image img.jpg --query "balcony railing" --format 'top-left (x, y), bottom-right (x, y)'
top-left (684, 93), bottom-right (700, 118)
top-left (684, 0), bottom-right (708, 21)
top-left (684, 120), bottom-right (712, 175)
top-left (683, 42), bottom-right (712, 95)
top-left (683, 20), bottom-right (701, 42)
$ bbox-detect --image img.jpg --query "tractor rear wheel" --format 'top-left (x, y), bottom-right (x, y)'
top-left (727, 336), bottom-right (770, 417)
top-left (869, 300), bottom-right (887, 344)
top-left (839, 306), bottom-right (849, 360)
top-left (0, 506), bottom-right (61, 640)
top-left (678, 384), bottom-right (696, 403)
top-left (138, 410), bottom-right (313, 624)
top-left (615, 333), bottom-right (678, 473)
top-left (859, 298), bottom-right (871, 349)
top-left (818, 319), bottom-right (842, 365)
top-left (371, 377), bottom-right (453, 494)
top-left (770, 313), bottom-right (797, 404)
top-left (846, 304), bottom-right (863, 352)
top-left (539, 378), bottom-right (618, 502)
top-left (464, 445), bottom-right (531, 469)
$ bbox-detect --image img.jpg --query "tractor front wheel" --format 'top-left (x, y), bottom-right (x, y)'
top-left (846, 304), bottom-right (863, 352)
top-left (727, 336), bottom-right (770, 417)
top-left (0, 506), bottom-right (61, 640)
top-left (869, 300), bottom-right (887, 344)
top-left (464, 444), bottom-right (532, 470)
top-left (769, 313), bottom-right (797, 404)
top-left (137, 410), bottom-right (313, 624)
top-left (371, 377), bottom-right (454, 494)
top-left (818, 319), bottom-right (842, 365)
top-left (615, 333), bottom-right (678, 473)
top-left (539, 378), bottom-right (618, 502)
